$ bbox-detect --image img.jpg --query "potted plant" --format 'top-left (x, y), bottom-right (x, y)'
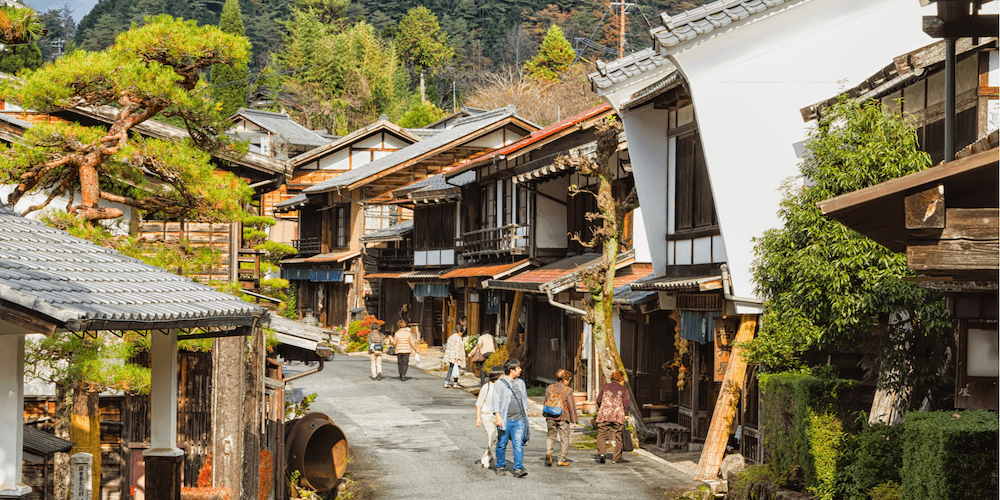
top-left (417, 339), bottom-right (428, 352)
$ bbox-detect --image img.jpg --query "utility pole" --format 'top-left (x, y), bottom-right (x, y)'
top-left (610, 2), bottom-right (635, 58)
top-left (50, 39), bottom-right (64, 60)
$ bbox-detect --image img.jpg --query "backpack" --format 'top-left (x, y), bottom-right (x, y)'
top-left (542, 386), bottom-right (570, 418)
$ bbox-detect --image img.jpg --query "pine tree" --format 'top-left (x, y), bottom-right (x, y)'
top-left (396, 6), bottom-right (454, 73)
top-left (211, 0), bottom-right (249, 117)
top-left (524, 24), bottom-right (574, 82)
top-left (0, 42), bottom-right (42, 74)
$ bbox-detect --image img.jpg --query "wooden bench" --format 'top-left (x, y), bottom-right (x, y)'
top-left (653, 422), bottom-right (690, 452)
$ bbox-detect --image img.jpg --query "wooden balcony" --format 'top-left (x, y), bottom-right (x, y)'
top-left (460, 223), bottom-right (529, 258)
top-left (292, 237), bottom-right (321, 255)
top-left (376, 247), bottom-right (414, 268)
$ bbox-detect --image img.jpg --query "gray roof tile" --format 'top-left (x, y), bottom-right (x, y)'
top-left (654, 0), bottom-right (784, 50)
top-left (230, 108), bottom-right (328, 148)
top-left (590, 48), bottom-right (675, 90)
top-left (303, 106), bottom-right (535, 194)
top-left (0, 209), bottom-right (264, 331)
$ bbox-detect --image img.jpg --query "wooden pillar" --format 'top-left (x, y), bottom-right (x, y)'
top-left (212, 336), bottom-right (246, 500)
top-left (467, 286), bottom-right (480, 336)
top-left (0, 333), bottom-right (30, 498)
top-left (505, 291), bottom-right (524, 345)
top-left (695, 315), bottom-right (756, 481)
top-left (144, 329), bottom-right (183, 500)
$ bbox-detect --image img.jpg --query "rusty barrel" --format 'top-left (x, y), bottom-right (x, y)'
top-left (284, 412), bottom-right (348, 492)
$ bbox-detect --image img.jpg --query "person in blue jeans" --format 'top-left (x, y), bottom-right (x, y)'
top-left (491, 358), bottom-right (529, 478)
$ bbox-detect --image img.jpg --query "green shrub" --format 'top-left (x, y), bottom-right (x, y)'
top-left (727, 463), bottom-right (787, 500)
top-left (868, 481), bottom-right (901, 500)
top-left (835, 421), bottom-right (903, 499)
top-left (526, 385), bottom-right (545, 397)
top-left (758, 369), bottom-right (855, 493)
top-left (901, 409), bottom-right (998, 500)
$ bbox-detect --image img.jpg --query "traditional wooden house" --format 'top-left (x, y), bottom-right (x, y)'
top-left (228, 108), bottom-right (330, 159)
top-left (587, 0), bottom-right (940, 472)
top-left (0, 209), bottom-right (267, 500)
top-left (278, 106), bottom-right (538, 331)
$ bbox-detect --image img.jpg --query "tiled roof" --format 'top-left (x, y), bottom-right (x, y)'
top-left (652, 0), bottom-right (786, 50)
top-left (408, 171), bottom-right (477, 202)
top-left (304, 106), bottom-right (537, 194)
top-left (484, 254), bottom-right (604, 292)
top-left (0, 209), bottom-right (264, 332)
top-left (612, 274), bottom-right (657, 306)
top-left (231, 108), bottom-right (328, 147)
top-left (590, 49), bottom-right (673, 90)
top-left (628, 274), bottom-right (723, 292)
top-left (304, 250), bottom-right (361, 264)
top-left (579, 263), bottom-right (653, 291)
top-left (274, 193), bottom-right (309, 212)
top-left (439, 259), bottom-right (531, 280)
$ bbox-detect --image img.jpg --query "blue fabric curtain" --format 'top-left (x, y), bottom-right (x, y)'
top-left (414, 283), bottom-right (450, 299)
top-left (679, 311), bottom-right (720, 344)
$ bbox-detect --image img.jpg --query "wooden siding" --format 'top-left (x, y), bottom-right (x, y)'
top-left (139, 221), bottom-right (233, 282)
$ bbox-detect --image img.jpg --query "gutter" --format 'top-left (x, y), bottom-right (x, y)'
top-left (335, 186), bottom-right (366, 206)
top-left (719, 263), bottom-right (764, 306)
top-left (543, 287), bottom-right (588, 316)
top-left (282, 358), bottom-right (325, 383)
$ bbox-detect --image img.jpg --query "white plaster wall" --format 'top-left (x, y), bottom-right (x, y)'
top-left (357, 135), bottom-right (383, 149)
top-left (612, 311), bottom-right (622, 354)
top-left (663, 0), bottom-right (933, 308)
top-left (385, 136), bottom-right (412, 150)
top-left (535, 176), bottom-right (570, 249)
top-left (0, 185), bottom-right (134, 235)
top-left (990, 51), bottom-right (1000, 131)
top-left (632, 207), bottom-right (651, 264)
top-left (620, 104), bottom-right (670, 276)
top-left (318, 148), bottom-right (350, 170)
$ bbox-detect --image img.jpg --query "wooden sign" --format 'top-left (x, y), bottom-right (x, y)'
top-left (713, 319), bottom-right (737, 382)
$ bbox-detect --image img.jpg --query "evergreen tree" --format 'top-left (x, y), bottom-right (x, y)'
top-left (395, 6), bottom-right (453, 73)
top-left (524, 24), bottom-right (574, 82)
top-left (211, 0), bottom-right (249, 117)
top-left (0, 42), bottom-right (42, 74)
top-left (38, 6), bottom-right (76, 61)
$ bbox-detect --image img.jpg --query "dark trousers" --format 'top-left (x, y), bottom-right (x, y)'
top-left (477, 353), bottom-right (492, 385)
top-left (397, 353), bottom-right (410, 379)
top-left (596, 421), bottom-right (624, 461)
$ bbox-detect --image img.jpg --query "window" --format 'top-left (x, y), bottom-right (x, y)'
top-left (414, 204), bottom-right (457, 249)
top-left (517, 184), bottom-right (528, 225)
top-left (674, 133), bottom-right (716, 231)
top-left (481, 183), bottom-right (496, 229)
top-left (364, 204), bottom-right (398, 235)
top-left (503, 178), bottom-right (513, 226)
top-left (335, 205), bottom-right (348, 248)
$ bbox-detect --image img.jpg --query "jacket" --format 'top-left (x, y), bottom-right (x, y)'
top-left (544, 382), bottom-right (578, 423)
top-left (392, 328), bottom-right (417, 354)
top-left (476, 333), bottom-right (496, 355)
top-left (490, 376), bottom-right (528, 429)
top-left (444, 333), bottom-right (466, 368)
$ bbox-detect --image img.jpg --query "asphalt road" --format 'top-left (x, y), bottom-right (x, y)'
top-left (284, 353), bottom-right (702, 500)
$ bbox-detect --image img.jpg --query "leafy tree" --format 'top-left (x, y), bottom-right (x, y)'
top-left (0, 42), bottom-right (42, 74)
top-left (0, 15), bottom-right (254, 223)
top-left (38, 5), bottom-right (77, 61)
top-left (524, 24), bottom-right (574, 82)
top-left (398, 98), bottom-right (448, 128)
top-left (211, 0), bottom-right (250, 118)
top-left (748, 98), bottom-right (953, 413)
top-left (395, 6), bottom-right (454, 73)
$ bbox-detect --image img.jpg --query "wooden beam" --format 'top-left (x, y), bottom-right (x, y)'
top-left (696, 315), bottom-right (757, 481)
top-left (923, 15), bottom-right (999, 38)
top-left (505, 291), bottom-right (524, 344)
top-left (0, 299), bottom-right (57, 335)
top-left (908, 241), bottom-right (999, 271)
top-left (905, 185), bottom-right (945, 229)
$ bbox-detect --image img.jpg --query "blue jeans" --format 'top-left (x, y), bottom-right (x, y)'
top-left (446, 363), bottom-right (460, 384)
top-left (496, 417), bottom-right (525, 470)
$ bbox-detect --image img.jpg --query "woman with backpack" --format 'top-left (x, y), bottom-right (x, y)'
top-left (543, 369), bottom-right (578, 467)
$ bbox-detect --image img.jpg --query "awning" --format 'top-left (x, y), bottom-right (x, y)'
top-left (267, 315), bottom-right (337, 352)
top-left (484, 250), bottom-right (634, 293)
top-left (305, 250), bottom-right (361, 263)
top-left (401, 269), bottom-right (450, 280)
top-left (629, 275), bottom-right (723, 292)
top-left (578, 263), bottom-right (652, 292)
top-left (23, 426), bottom-right (74, 463)
top-left (439, 259), bottom-right (531, 280)
top-left (274, 193), bottom-right (309, 213)
top-left (612, 274), bottom-right (657, 308)
top-left (361, 219), bottom-right (413, 243)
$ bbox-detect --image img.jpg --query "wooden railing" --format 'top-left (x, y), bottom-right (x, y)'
top-left (376, 247), bottom-right (414, 268)
top-left (292, 237), bottom-right (321, 255)
top-left (460, 223), bottom-right (529, 257)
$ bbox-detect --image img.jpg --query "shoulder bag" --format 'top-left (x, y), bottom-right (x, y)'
top-left (470, 345), bottom-right (485, 363)
top-left (542, 386), bottom-right (571, 418)
top-left (500, 378), bottom-right (530, 445)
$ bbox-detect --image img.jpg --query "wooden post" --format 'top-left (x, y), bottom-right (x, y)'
top-left (212, 336), bottom-right (245, 500)
top-left (505, 291), bottom-right (524, 346)
top-left (696, 315), bottom-right (757, 481)
top-left (0, 333), bottom-right (30, 498)
top-left (145, 329), bottom-right (183, 500)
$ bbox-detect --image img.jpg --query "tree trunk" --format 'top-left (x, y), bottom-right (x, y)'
top-left (869, 382), bottom-right (906, 425)
top-left (53, 383), bottom-right (73, 500)
top-left (69, 382), bottom-right (101, 500)
top-left (212, 336), bottom-right (246, 499)
top-left (241, 330), bottom-right (264, 500)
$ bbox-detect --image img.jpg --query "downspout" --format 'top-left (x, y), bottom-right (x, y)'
top-left (283, 358), bottom-right (325, 383)
top-left (720, 263), bottom-right (764, 306)
top-left (542, 283), bottom-right (592, 399)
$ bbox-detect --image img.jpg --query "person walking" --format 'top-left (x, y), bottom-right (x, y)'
top-left (443, 329), bottom-right (466, 388)
top-left (367, 326), bottom-right (385, 381)
top-left (474, 330), bottom-right (496, 386)
top-left (391, 319), bottom-right (418, 381)
top-left (475, 366), bottom-right (504, 469)
top-left (491, 358), bottom-right (529, 478)
top-left (595, 370), bottom-right (630, 464)
top-left (543, 369), bottom-right (578, 467)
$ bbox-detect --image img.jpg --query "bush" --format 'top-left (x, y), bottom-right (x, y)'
top-left (345, 316), bottom-right (385, 352)
top-left (835, 420), bottom-right (903, 499)
top-left (901, 409), bottom-right (998, 500)
top-left (727, 463), bottom-right (788, 500)
top-left (868, 482), bottom-right (901, 500)
top-left (526, 385), bottom-right (545, 397)
top-left (483, 345), bottom-right (508, 371)
top-left (758, 369), bottom-right (856, 496)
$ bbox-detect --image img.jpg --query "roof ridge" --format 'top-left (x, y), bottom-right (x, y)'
top-left (453, 105), bottom-right (517, 126)
top-left (235, 107), bottom-right (291, 119)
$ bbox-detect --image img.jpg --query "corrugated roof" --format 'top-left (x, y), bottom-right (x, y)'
top-left (628, 275), bottom-right (723, 292)
top-left (267, 315), bottom-right (337, 352)
top-left (231, 108), bottom-right (328, 147)
top-left (365, 271), bottom-right (408, 278)
top-left (439, 259), bottom-right (531, 280)
top-left (590, 48), bottom-right (674, 90)
top-left (304, 106), bottom-right (537, 194)
top-left (613, 274), bottom-right (657, 306)
top-left (304, 250), bottom-right (360, 263)
top-left (484, 254), bottom-right (603, 292)
top-left (579, 263), bottom-right (653, 292)
top-left (408, 171), bottom-right (477, 202)
top-left (0, 209), bottom-right (265, 332)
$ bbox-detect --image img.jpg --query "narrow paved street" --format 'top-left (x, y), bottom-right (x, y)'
top-left (284, 352), bottom-right (703, 500)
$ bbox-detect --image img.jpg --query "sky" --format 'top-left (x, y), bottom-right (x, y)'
top-left (26, 0), bottom-right (98, 21)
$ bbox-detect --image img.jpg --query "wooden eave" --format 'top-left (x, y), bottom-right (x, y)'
top-left (818, 147), bottom-right (999, 253)
top-left (345, 118), bottom-right (532, 194)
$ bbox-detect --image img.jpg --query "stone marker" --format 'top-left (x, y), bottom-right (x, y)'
top-left (70, 453), bottom-right (93, 500)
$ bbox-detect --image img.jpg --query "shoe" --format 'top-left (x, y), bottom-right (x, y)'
top-left (481, 462), bottom-right (490, 469)
top-left (545, 453), bottom-right (552, 466)
top-left (557, 461), bottom-right (570, 467)
top-left (400, 376), bottom-right (405, 381)
top-left (444, 384), bottom-right (452, 388)
top-left (495, 468), bottom-right (506, 476)
top-left (376, 373), bottom-right (381, 381)
top-left (512, 468), bottom-right (527, 478)
top-left (612, 459), bottom-right (629, 464)
top-left (598, 454), bottom-right (606, 463)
